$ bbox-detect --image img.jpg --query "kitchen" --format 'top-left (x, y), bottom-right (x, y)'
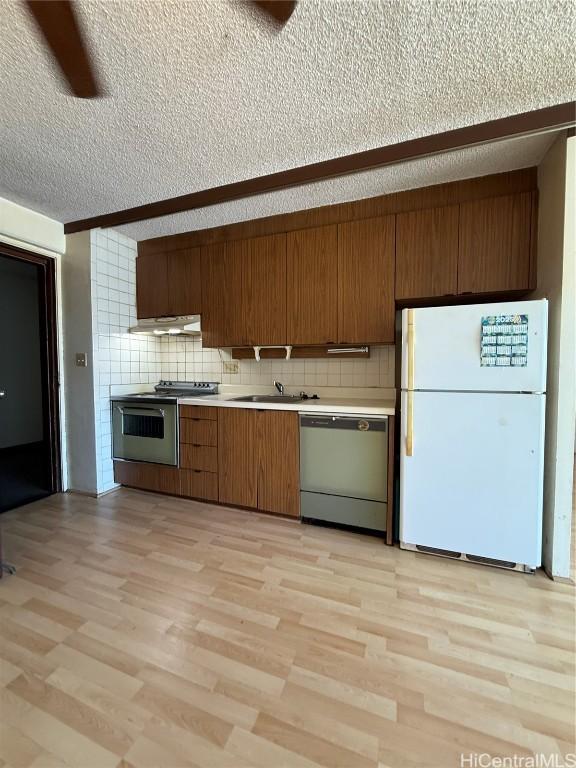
top-left (107, 169), bottom-right (547, 572)
top-left (0, 1), bottom-right (575, 765)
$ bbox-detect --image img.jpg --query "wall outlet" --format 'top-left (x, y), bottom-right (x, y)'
top-left (223, 361), bottom-right (239, 374)
top-left (75, 352), bottom-right (88, 368)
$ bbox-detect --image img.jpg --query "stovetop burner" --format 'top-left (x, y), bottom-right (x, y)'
top-left (117, 380), bottom-right (220, 402)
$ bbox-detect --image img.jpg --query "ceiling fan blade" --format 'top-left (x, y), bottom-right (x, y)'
top-left (253, 1), bottom-right (297, 25)
top-left (24, 0), bottom-right (103, 98)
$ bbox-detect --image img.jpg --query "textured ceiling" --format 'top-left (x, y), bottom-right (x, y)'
top-left (0, 0), bottom-right (574, 239)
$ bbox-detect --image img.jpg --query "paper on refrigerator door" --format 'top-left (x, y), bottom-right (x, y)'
top-left (480, 314), bottom-right (528, 367)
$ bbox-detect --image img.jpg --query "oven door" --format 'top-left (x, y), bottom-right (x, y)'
top-left (112, 401), bottom-right (178, 466)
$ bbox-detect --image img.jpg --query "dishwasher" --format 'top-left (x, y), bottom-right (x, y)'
top-left (300, 413), bottom-right (389, 533)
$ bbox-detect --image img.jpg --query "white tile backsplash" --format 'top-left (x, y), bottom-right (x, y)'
top-left (159, 336), bottom-right (395, 389)
top-left (90, 229), bottom-right (160, 493)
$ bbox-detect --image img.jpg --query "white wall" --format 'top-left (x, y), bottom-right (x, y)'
top-left (61, 232), bottom-right (98, 492)
top-left (0, 197), bottom-right (64, 257)
top-left (534, 132), bottom-right (575, 580)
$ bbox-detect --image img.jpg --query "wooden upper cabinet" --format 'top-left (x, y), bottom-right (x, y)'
top-left (167, 248), bottom-right (202, 316)
top-left (218, 407), bottom-right (258, 508)
top-left (338, 216), bottom-right (395, 343)
top-left (257, 410), bottom-right (300, 517)
top-left (136, 252), bottom-right (169, 318)
top-left (238, 234), bottom-right (287, 345)
top-left (458, 192), bottom-right (532, 294)
top-left (201, 242), bottom-right (245, 347)
top-left (136, 248), bottom-right (201, 318)
top-left (202, 234), bottom-right (286, 347)
top-left (287, 225), bottom-right (338, 345)
top-left (396, 205), bottom-right (459, 300)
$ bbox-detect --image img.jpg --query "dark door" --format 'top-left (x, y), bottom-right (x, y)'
top-left (0, 250), bottom-right (60, 512)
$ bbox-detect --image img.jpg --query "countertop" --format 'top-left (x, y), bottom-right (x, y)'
top-left (178, 393), bottom-right (396, 416)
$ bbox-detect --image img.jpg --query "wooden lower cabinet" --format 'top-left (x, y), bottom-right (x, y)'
top-left (179, 405), bottom-right (217, 420)
top-left (218, 407), bottom-right (300, 517)
top-left (180, 444), bottom-right (218, 472)
top-left (179, 418), bottom-right (217, 446)
top-left (113, 460), bottom-right (180, 495)
top-left (115, 407), bottom-right (300, 518)
top-left (180, 470), bottom-right (218, 502)
top-left (218, 408), bottom-right (258, 508)
top-left (257, 410), bottom-right (300, 517)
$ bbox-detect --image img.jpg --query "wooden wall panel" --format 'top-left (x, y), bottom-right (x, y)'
top-left (138, 168), bottom-right (537, 254)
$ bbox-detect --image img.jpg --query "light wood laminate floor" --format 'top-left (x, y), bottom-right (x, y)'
top-left (0, 489), bottom-right (574, 768)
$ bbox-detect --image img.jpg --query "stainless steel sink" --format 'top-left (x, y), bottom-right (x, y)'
top-left (231, 394), bottom-right (304, 404)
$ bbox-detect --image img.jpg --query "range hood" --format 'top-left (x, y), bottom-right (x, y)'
top-left (128, 315), bottom-right (201, 336)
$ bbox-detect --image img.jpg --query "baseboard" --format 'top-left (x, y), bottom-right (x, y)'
top-left (543, 565), bottom-right (575, 584)
top-left (66, 485), bottom-right (121, 499)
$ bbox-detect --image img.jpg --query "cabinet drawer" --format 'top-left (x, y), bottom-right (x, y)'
top-left (180, 418), bottom-right (217, 446)
top-left (180, 469), bottom-right (218, 501)
top-left (179, 405), bottom-right (218, 421)
top-left (180, 444), bottom-right (218, 472)
top-left (113, 460), bottom-right (180, 495)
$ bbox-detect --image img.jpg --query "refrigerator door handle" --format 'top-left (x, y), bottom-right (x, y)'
top-left (407, 309), bottom-right (415, 391)
top-left (406, 390), bottom-right (414, 456)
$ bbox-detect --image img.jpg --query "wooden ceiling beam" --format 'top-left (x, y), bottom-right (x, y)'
top-left (64, 101), bottom-right (576, 234)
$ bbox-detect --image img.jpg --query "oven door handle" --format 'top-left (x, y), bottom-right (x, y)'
top-left (115, 405), bottom-right (166, 417)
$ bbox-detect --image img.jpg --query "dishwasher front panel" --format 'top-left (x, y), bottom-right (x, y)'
top-left (300, 414), bottom-right (388, 502)
top-left (301, 491), bottom-right (387, 533)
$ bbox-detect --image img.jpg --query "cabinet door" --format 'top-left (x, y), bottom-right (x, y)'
top-left (167, 247), bottom-right (202, 316)
top-left (136, 252), bottom-right (169, 318)
top-left (201, 242), bottom-right (246, 347)
top-left (287, 225), bottom-right (338, 345)
top-left (257, 411), bottom-right (300, 517)
top-left (338, 216), bottom-right (395, 343)
top-left (458, 193), bottom-right (532, 294)
top-left (396, 205), bottom-right (458, 300)
top-left (242, 234), bottom-right (286, 345)
top-left (218, 408), bottom-right (258, 508)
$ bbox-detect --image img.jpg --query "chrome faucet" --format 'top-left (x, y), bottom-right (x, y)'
top-left (273, 380), bottom-right (285, 395)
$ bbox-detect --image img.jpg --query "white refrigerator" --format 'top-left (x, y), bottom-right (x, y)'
top-left (399, 299), bottom-right (547, 572)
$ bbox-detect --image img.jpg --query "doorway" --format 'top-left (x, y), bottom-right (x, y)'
top-left (0, 244), bottom-right (61, 513)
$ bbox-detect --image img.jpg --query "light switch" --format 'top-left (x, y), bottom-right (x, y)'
top-left (75, 352), bottom-right (88, 367)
